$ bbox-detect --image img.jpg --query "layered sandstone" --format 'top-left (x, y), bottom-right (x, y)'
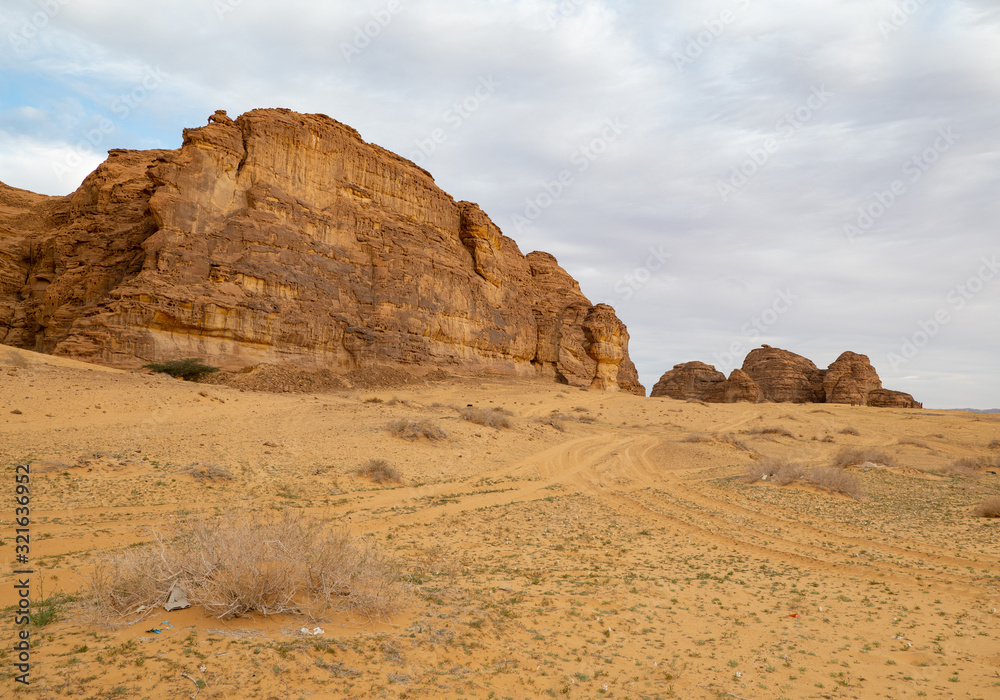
top-left (652, 346), bottom-right (920, 407)
top-left (649, 361), bottom-right (725, 400)
top-left (0, 109), bottom-right (644, 395)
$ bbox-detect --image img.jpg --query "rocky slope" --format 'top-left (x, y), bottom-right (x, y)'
top-left (651, 346), bottom-right (920, 407)
top-left (0, 109), bottom-right (643, 394)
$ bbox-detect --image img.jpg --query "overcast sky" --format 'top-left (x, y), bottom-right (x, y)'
top-left (2, 0), bottom-right (998, 408)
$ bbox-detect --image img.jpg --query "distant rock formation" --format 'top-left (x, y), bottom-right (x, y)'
top-left (0, 109), bottom-right (644, 394)
top-left (651, 346), bottom-right (920, 407)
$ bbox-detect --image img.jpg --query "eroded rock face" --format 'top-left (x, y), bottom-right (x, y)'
top-left (650, 361), bottom-right (726, 400)
top-left (824, 351), bottom-right (882, 406)
top-left (0, 109), bottom-right (644, 395)
top-left (706, 368), bottom-right (765, 404)
top-left (742, 346), bottom-right (827, 403)
top-left (868, 389), bottom-right (922, 409)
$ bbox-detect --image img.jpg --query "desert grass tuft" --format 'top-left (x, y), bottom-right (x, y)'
top-left (386, 418), bottom-right (448, 441)
top-left (973, 497), bottom-right (1000, 518)
top-left (989, 439), bottom-right (1000, 449)
top-left (356, 459), bottom-right (402, 484)
top-left (82, 509), bottom-right (402, 626)
top-left (832, 447), bottom-right (894, 467)
top-left (807, 466), bottom-right (865, 500)
top-left (745, 458), bottom-right (804, 485)
top-left (681, 432), bottom-right (712, 443)
top-left (743, 426), bottom-right (795, 439)
top-left (537, 416), bottom-right (565, 432)
top-left (897, 438), bottom-right (933, 451)
top-left (181, 462), bottom-right (233, 482)
top-left (838, 427), bottom-right (860, 436)
top-left (458, 406), bottom-right (512, 429)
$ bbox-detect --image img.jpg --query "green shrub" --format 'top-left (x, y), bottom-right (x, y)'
top-left (143, 358), bottom-right (220, 381)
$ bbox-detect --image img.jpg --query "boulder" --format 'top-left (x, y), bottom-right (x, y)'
top-left (706, 368), bottom-right (765, 403)
top-left (741, 346), bottom-right (826, 403)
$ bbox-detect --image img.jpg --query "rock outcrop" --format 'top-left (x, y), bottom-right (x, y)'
top-left (652, 346), bottom-right (920, 407)
top-left (741, 345), bottom-right (826, 403)
top-left (0, 109), bottom-right (644, 395)
top-left (705, 368), bottom-right (765, 404)
top-left (649, 361), bottom-right (725, 400)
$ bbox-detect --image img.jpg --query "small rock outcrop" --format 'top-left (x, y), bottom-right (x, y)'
top-left (652, 346), bottom-right (920, 407)
top-left (0, 109), bottom-right (644, 395)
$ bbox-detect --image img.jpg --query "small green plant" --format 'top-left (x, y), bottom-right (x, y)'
top-left (143, 358), bottom-right (220, 381)
top-left (356, 459), bottom-right (402, 485)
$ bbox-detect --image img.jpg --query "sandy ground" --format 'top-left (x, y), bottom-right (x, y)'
top-left (1, 346), bottom-right (998, 699)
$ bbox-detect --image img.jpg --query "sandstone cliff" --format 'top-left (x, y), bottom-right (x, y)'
top-left (651, 346), bottom-right (920, 407)
top-left (0, 109), bottom-right (644, 395)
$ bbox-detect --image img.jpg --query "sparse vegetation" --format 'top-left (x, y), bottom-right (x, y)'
top-left (807, 466), bottom-right (865, 500)
top-left (181, 462), bottom-right (233, 482)
top-left (988, 439), bottom-right (1000, 449)
top-left (839, 427), bottom-right (860, 436)
top-left (944, 456), bottom-right (997, 479)
top-left (538, 416), bottom-right (565, 432)
top-left (142, 358), bottom-right (220, 381)
top-left (458, 406), bottom-right (512, 429)
top-left (356, 458), bottom-right (402, 484)
top-left (744, 426), bottom-right (795, 439)
top-left (83, 509), bottom-right (402, 626)
top-left (682, 432), bottom-right (712, 443)
top-left (386, 419), bottom-right (448, 441)
top-left (898, 438), bottom-right (933, 450)
top-left (745, 458), bottom-right (804, 485)
top-left (832, 447), bottom-right (894, 467)
top-left (973, 497), bottom-right (1000, 518)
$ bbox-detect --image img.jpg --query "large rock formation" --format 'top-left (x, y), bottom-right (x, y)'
top-left (649, 361), bottom-right (725, 400)
top-left (742, 345), bottom-right (826, 403)
top-left (0, 109), bottom-right (643, 394)
top-left (651, 346), bottom-right (920, 407)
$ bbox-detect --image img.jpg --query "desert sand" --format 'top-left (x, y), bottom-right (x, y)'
top-left (2, 346), bottom-right (998, 699)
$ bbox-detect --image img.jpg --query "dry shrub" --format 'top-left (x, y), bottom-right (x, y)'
top-left (181, 463), bottom-right (233, 482)
top-left (82, 510), bottom-right (402, 627)
top-left (458, 406), bottom-right (512, 429)
top-left (807, 466), bottom-right (865, 500)
top-left (944, 456), bottom-right (997, 479)
top-left (989, 440), bottom-right (1000, 449)
top-left (386, 419), bottom-right (448, 441)
top-left (716, 433), bottom-right (752, 452)
top-left (839, 427), bottom-right (860, 436)
top-left (745, 458), bottom-right (804, 485)
top-left (356, 459), bottom-right (401, 484)
top-left (681, 432), bottom-right (712, 443)
top-left (537, 416), bottom-right (565, 432)
top-left (744, 426), bottom-right (795, 439)
top-left (973, 497), bottom-right (1000, 518)
top-left (897, 438), bottom-right (932, 450)
top-left (832, 447), bottom-right (894, 467)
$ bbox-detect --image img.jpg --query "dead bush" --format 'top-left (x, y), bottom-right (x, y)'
top-left (944, 457), bottom-right (996, 479)
top-left (458, 406), bottom-right (512, 429)
top-left (716, 433), bottom-right (752, 452)
top-left (181, 463), bottom-right (233, 482)
top-left (807, 466), bottom-right (865, 500)
top-left (989, 440), bottom-right (1000, 449)
top-left (537, 416), bottom-right (565, 432)
top-left (745, 458), bottom-right (804, 485)
top-left (386, 419), bottom-right (448, 441)
top-left (82, 510), bottom-right (402, 627)
top-left (839, 427), bottom-right (860, 436)
top-left (897, 438), bottom-right (932, 450)
top-left (744, 426), bottom-right (795, 439)
top-left (832, 447), bottom-right (894, 467)
top-left (681, 432), bottom-right (712, 443)
top-left (356, 459), bottom-right (402, 485)
top-left (973, 497), bottom-right (1000, 518)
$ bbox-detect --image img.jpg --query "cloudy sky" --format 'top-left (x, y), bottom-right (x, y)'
top-left (2, 0), bottom-right (998, 408)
